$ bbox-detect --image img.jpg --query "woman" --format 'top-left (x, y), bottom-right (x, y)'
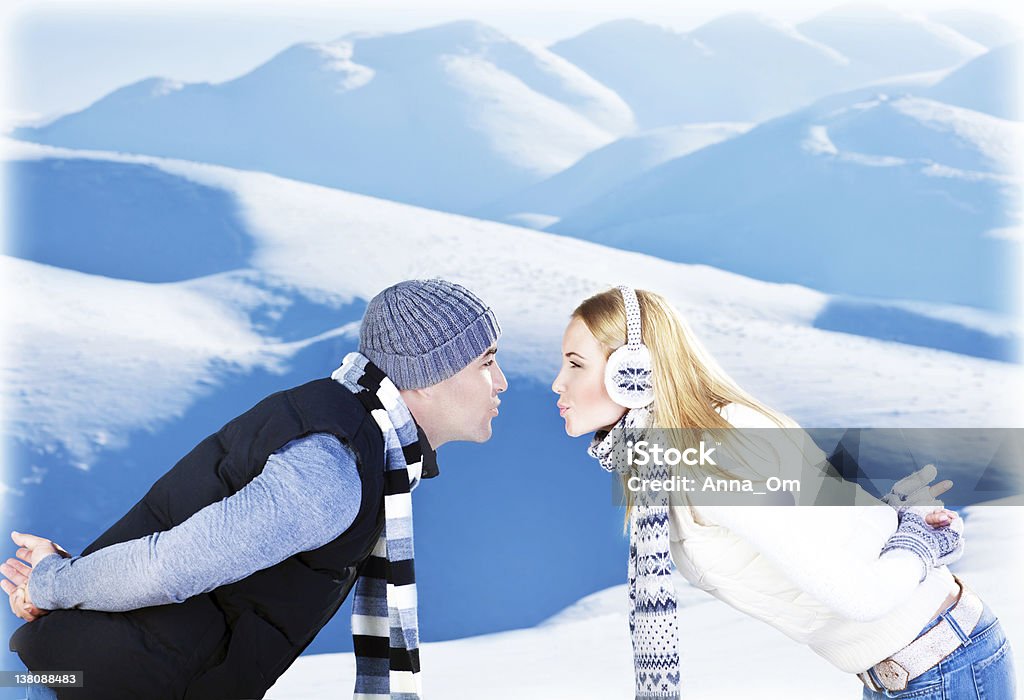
top-left (551, 285), bottom-right (1015, 699)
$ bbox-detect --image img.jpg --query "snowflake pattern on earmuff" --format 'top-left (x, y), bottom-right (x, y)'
top-left (604, 286), bottom-right (655, 409)
top-left (614, 364), bottom-right (652, 395)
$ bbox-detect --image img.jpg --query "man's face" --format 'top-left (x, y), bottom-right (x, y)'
top-left (432, 345), bottom-right (508, 443)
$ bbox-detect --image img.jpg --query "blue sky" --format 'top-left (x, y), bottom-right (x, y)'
top-left (2, 0), bottom-right (1021, 121)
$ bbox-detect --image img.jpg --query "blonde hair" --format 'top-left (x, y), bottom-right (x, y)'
top-left (572, 287), bottom-right (798, 527)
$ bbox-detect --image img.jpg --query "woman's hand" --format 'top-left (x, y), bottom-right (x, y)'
top-left (924, 508), bottom-right (958, 528)
top-left (883, 464), bottom-right (953, 513)
top-left (882, 506), bottom-right (965, 581)
top-left (883, 465), bottom-right (959, 530)
top-left (0, 531), bottom-right (71, 622)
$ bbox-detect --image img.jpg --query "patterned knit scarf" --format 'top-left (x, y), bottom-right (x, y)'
top-left (332, 352), bottom-right (424, 700)
top-left (589, 407), bottom-right (681, 700)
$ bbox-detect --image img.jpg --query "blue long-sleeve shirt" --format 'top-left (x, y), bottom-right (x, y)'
top-left (28, 432), bottom-right (363, 612)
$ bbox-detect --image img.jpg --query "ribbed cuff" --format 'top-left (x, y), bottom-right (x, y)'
top-left (882, 537), bottom-right (931, 582)
top-left (26, 553), bottom-right (70, 610)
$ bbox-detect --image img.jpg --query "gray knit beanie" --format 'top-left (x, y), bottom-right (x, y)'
top-left (358, 279), bottom-right (502, 390)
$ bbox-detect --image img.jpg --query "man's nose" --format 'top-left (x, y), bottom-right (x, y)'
top-left (495, 363), bottom-right (508, 393)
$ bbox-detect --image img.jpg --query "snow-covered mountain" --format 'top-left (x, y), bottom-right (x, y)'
top-left (797, 3), bottom-right (987, 82)
top-left (477, 122), bottom-right (753, 226)
top-left (547, 8), bottom-right (990, 130)
top-left (266, 501), bottom-right (1024, 699)
top-left (11, 11), bottom-right (1006, 225)
top-left (11, 20), bottom-right (634, 215)
top-left (550, 92), bottom-right (1022, 313)
top-left (549, 14), bottom-right (852, 128)
top-left (2, 139), bottom-right (1021, 694)
top-left (925, 41), bottom-right (1022, 121)
top-left (929, 8), bottom-right (1023, 49)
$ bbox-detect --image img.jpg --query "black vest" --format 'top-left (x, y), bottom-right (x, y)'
top-left (10, 377), bottom-right (435, 699)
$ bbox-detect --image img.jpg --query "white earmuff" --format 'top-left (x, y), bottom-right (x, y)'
top-left (604, 285), bottom-right (654, 409)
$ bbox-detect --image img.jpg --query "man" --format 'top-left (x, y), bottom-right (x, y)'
top-left (2, 278), bottom-right (507, 700)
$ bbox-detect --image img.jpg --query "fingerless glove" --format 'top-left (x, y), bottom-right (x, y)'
top-left (881, 506), bottom-right (964, 582)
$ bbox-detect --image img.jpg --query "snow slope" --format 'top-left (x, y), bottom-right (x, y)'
top-left (551, 93), bottom-right (1023, 313)
top-left (0, 257), bottom-right (292, 467)
top-left (11, 21), bottom-right (633, 215)
top-left (3, 136), bottom-right (1020, 469)
top-left (267, 501), bottom-right (1024, 699)
top-left (7, 157), bottom-right (255, 282)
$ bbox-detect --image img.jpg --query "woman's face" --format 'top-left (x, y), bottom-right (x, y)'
top-left (551, 318), bottom-right (628, 437)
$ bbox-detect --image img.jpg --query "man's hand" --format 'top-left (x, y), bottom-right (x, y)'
top-left (883, 464), bottom-right (953, 514)
top-left (3, 581), bottom-right (46, 622)
top-left (8, 531), bottom-right (69, 566)
top-left (1, 531), bottom-right (71, 622)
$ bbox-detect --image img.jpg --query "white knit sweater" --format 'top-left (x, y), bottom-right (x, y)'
top-left (668, 403), bottom-right (958, 673)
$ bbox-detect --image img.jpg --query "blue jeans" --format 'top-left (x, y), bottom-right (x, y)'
top-left (25, 685), bottom-right (58, 700)
top-left (862, 603), bottom-right (1015, 699)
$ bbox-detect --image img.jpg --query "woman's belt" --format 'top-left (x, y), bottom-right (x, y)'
top-left (857, 576), bottom-right (983, 693)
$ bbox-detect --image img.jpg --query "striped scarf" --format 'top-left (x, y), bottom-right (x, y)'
top-left (589, 407), bottom-right (681, 699)
top-left (332, 352), bottom-right (424, 700)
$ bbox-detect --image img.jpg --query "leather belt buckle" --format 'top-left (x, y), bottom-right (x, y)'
top-left (857, 670), bottom-right (882, 693)
top-left (875, 658), bottom-right (911, 691)
top-left (857, 578), bottom-right (984, 695)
